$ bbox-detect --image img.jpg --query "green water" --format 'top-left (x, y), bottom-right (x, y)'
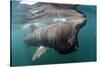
top-left (11, 1), bottom-right (96, 66)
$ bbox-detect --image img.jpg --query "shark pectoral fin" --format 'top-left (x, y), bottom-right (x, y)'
top-left (32, 46), bottom-right (49, 61)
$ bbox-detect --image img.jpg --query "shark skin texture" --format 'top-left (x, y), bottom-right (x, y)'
top-left (23, 2), bottom-right (86, 61)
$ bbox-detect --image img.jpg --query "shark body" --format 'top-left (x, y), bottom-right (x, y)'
top-left (22, 2), bottom-right (86, 61)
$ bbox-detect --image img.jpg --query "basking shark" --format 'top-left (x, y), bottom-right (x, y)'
top-left (22, 2), bottom-right (86, 61)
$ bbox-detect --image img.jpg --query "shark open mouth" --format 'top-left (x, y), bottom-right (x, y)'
top-left (22, 2), bottom-right (86, 61)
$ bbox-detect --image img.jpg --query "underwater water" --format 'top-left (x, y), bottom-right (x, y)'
top-left (11, 1), bottom-right (96, 66)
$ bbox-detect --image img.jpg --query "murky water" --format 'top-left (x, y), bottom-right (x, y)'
top-left (11, 1), bottom-right (96, 66)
